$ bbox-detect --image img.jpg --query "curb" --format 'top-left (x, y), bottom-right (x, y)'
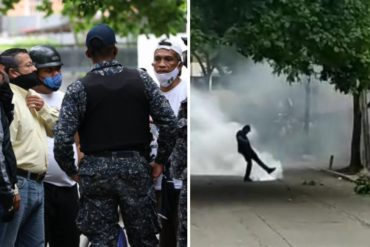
top-left (320, 169), bottom-right (358, 183)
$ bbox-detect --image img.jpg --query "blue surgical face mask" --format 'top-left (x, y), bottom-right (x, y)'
top-left (43, 73), bottom-right (62, 91)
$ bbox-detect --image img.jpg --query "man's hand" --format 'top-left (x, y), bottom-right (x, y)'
top-left (13, 193), bottom-right (20, 212)
top-left (151, 162), bottom-right (164, 179)
top-left (26, 95), bottom-right (44, 111)
top-left (70, 174), bottom-right (80, 183)
top-left (0, 193), bottom-right (20, 222)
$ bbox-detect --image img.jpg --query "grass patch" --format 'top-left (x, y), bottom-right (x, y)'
top-left (354, 175), bottom-right (370, 195)
top-left (0, 38), bottom-right (60, 51)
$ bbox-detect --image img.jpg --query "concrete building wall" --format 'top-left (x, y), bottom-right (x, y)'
top-left (7, 0), bottom-right (62, 16)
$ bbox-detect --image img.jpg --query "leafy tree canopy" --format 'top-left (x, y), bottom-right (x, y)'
top-left (192, 0), bottom-right (370, 94)
top-left (1, 0), bottom-right (186, 37)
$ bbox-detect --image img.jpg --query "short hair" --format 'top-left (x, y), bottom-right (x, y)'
top-left (242, 125), bottom-right (251, 133)
top-left (1, 48), bottom-right (28, 72)
top-left (87, 38), bottom-right (116, 58)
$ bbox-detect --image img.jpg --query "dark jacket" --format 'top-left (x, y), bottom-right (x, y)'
top-left (236, 130), bottom-right (251, 155)
top-left (0, 101), bottom-right (17, 217)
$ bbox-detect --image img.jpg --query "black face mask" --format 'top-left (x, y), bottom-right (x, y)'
top-left (10, 72), bottom-right (42, 90)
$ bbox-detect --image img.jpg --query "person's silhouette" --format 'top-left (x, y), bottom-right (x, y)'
top-left (236, 125), bottom-right (276, 181)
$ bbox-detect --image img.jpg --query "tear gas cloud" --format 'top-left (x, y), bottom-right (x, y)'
top-left (191, 88), bottom-right (283, 180)
top-left (191, 56), bottom-right (352, 176)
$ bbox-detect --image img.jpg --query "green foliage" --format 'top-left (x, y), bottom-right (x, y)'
top-left (61, 0), bottom-right (186, 36)
top-left (192, 0), bottom-right (370, 94)
top-left (192, 0), bottom-right (369, 171)
top-left (191, 1), bottom-right (237, 79)
top-left (354, 175), bottom-right (370, 195)
top-left (0, 0), bottom-right (18, 14)
top-left (36, 0), bottom-right (53, 16)
top-left (0, 37), bottom-right (59, 51)
top-left (1, 0), bottom-right (186, 37)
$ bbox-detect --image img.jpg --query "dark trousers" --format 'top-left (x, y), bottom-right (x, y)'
top-left (77, 155), bottom-right (159, 247)
top-left (242, 148), bottom-right (270, 178)
top-left (159, 178), bottom-right (180, 247)
top-left (177, 181), bottom-right (187, 247)
top-left (44, 182), bottom-right (80, 247)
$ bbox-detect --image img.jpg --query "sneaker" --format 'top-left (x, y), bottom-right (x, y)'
top-left (243, 176), bottom-right (253, 182)
top-left (267, 167), bottom-right (276, 174)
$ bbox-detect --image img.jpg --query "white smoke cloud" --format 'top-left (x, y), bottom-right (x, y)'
top-left (190, 58), bottom-right (353, 176)
top-left (190, 88), bottom-right (283, 181)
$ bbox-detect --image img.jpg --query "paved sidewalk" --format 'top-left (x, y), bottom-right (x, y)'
top-left (191, 169), bottom-right (370, 247)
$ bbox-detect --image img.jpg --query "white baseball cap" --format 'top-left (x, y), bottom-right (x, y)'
top-left (155, 39), bottom-right (183, 61)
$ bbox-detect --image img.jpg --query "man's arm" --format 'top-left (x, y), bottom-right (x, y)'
top-left (0, 150), bottom-right (15, 215)
top-left (74, 133), bottom-right (84, 163)
top-left (139, 70), bottom-right (177, 175)
top-left (0, 108), bottom-right (19, 221)
top-left (54, 81), bottom-right (86, 177)
top-left (25, 90), bottom-right (59, 137)
top-left (236, 131), bottom-right (249, 145)
top-left (169, 99), bottom-right (187, 179)
top-left (236, 130), bottom-right (247, 143)
top-left (37, 104), bottom-right (59, 137)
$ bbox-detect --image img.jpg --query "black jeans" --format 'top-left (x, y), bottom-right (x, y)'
top-left (159, 177), bottom-right (180, 247)
top-left (44, 182), bottom-right (80, 247)
top-left (242, 147), bottom-right (271, 178)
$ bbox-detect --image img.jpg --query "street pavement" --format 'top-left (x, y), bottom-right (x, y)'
top-left (191, 168), bottom-right (370, 247)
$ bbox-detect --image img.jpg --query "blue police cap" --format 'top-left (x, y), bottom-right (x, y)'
top-left (86, 24), bottom-right (116, 48)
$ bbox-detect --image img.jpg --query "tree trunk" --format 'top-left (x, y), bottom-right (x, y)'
top-left (304, 78), bottom-right (311, 135)
top-left (361, 91), bottom-right (370, 172)
top-left (303, 77), bottom-right (311, 155)
top-left (339, 92), bottom-right (362, 174)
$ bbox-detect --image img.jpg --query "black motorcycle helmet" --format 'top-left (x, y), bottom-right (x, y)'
top-left (29, 45), bottom-right (63, 69)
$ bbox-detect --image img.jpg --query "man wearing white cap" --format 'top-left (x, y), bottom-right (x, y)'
top-left (152, 39), bottom-right (187, 247)
top-left (153, 39), bottom-right (187, 114)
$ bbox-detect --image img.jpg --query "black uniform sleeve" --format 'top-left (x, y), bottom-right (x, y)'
top-left (138, 70), bottom-right (177, 165)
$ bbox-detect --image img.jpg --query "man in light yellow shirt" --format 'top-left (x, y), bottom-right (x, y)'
top-left (0, 48), bottom-right (59, 247)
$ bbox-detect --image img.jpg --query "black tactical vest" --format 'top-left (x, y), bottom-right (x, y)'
top-left (78, 68), bottom-right (151, 154)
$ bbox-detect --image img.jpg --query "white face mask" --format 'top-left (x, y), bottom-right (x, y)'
top-left (155, 66), bottom-right (180, 88)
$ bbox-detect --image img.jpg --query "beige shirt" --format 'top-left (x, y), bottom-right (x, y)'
top-left (10, 84), bottom-right (59, 174)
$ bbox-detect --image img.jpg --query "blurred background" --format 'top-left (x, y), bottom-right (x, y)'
top-left (0, 0), bottom-right (188, 89)
top-left (0, 1), bottom-right (187, 246)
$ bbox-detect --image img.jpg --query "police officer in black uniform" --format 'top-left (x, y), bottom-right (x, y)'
top-left (54, 24), bottom-right (177, 247)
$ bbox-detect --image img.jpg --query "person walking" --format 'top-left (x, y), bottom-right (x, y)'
top-left (237, 125), bottom-right (276, 181)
